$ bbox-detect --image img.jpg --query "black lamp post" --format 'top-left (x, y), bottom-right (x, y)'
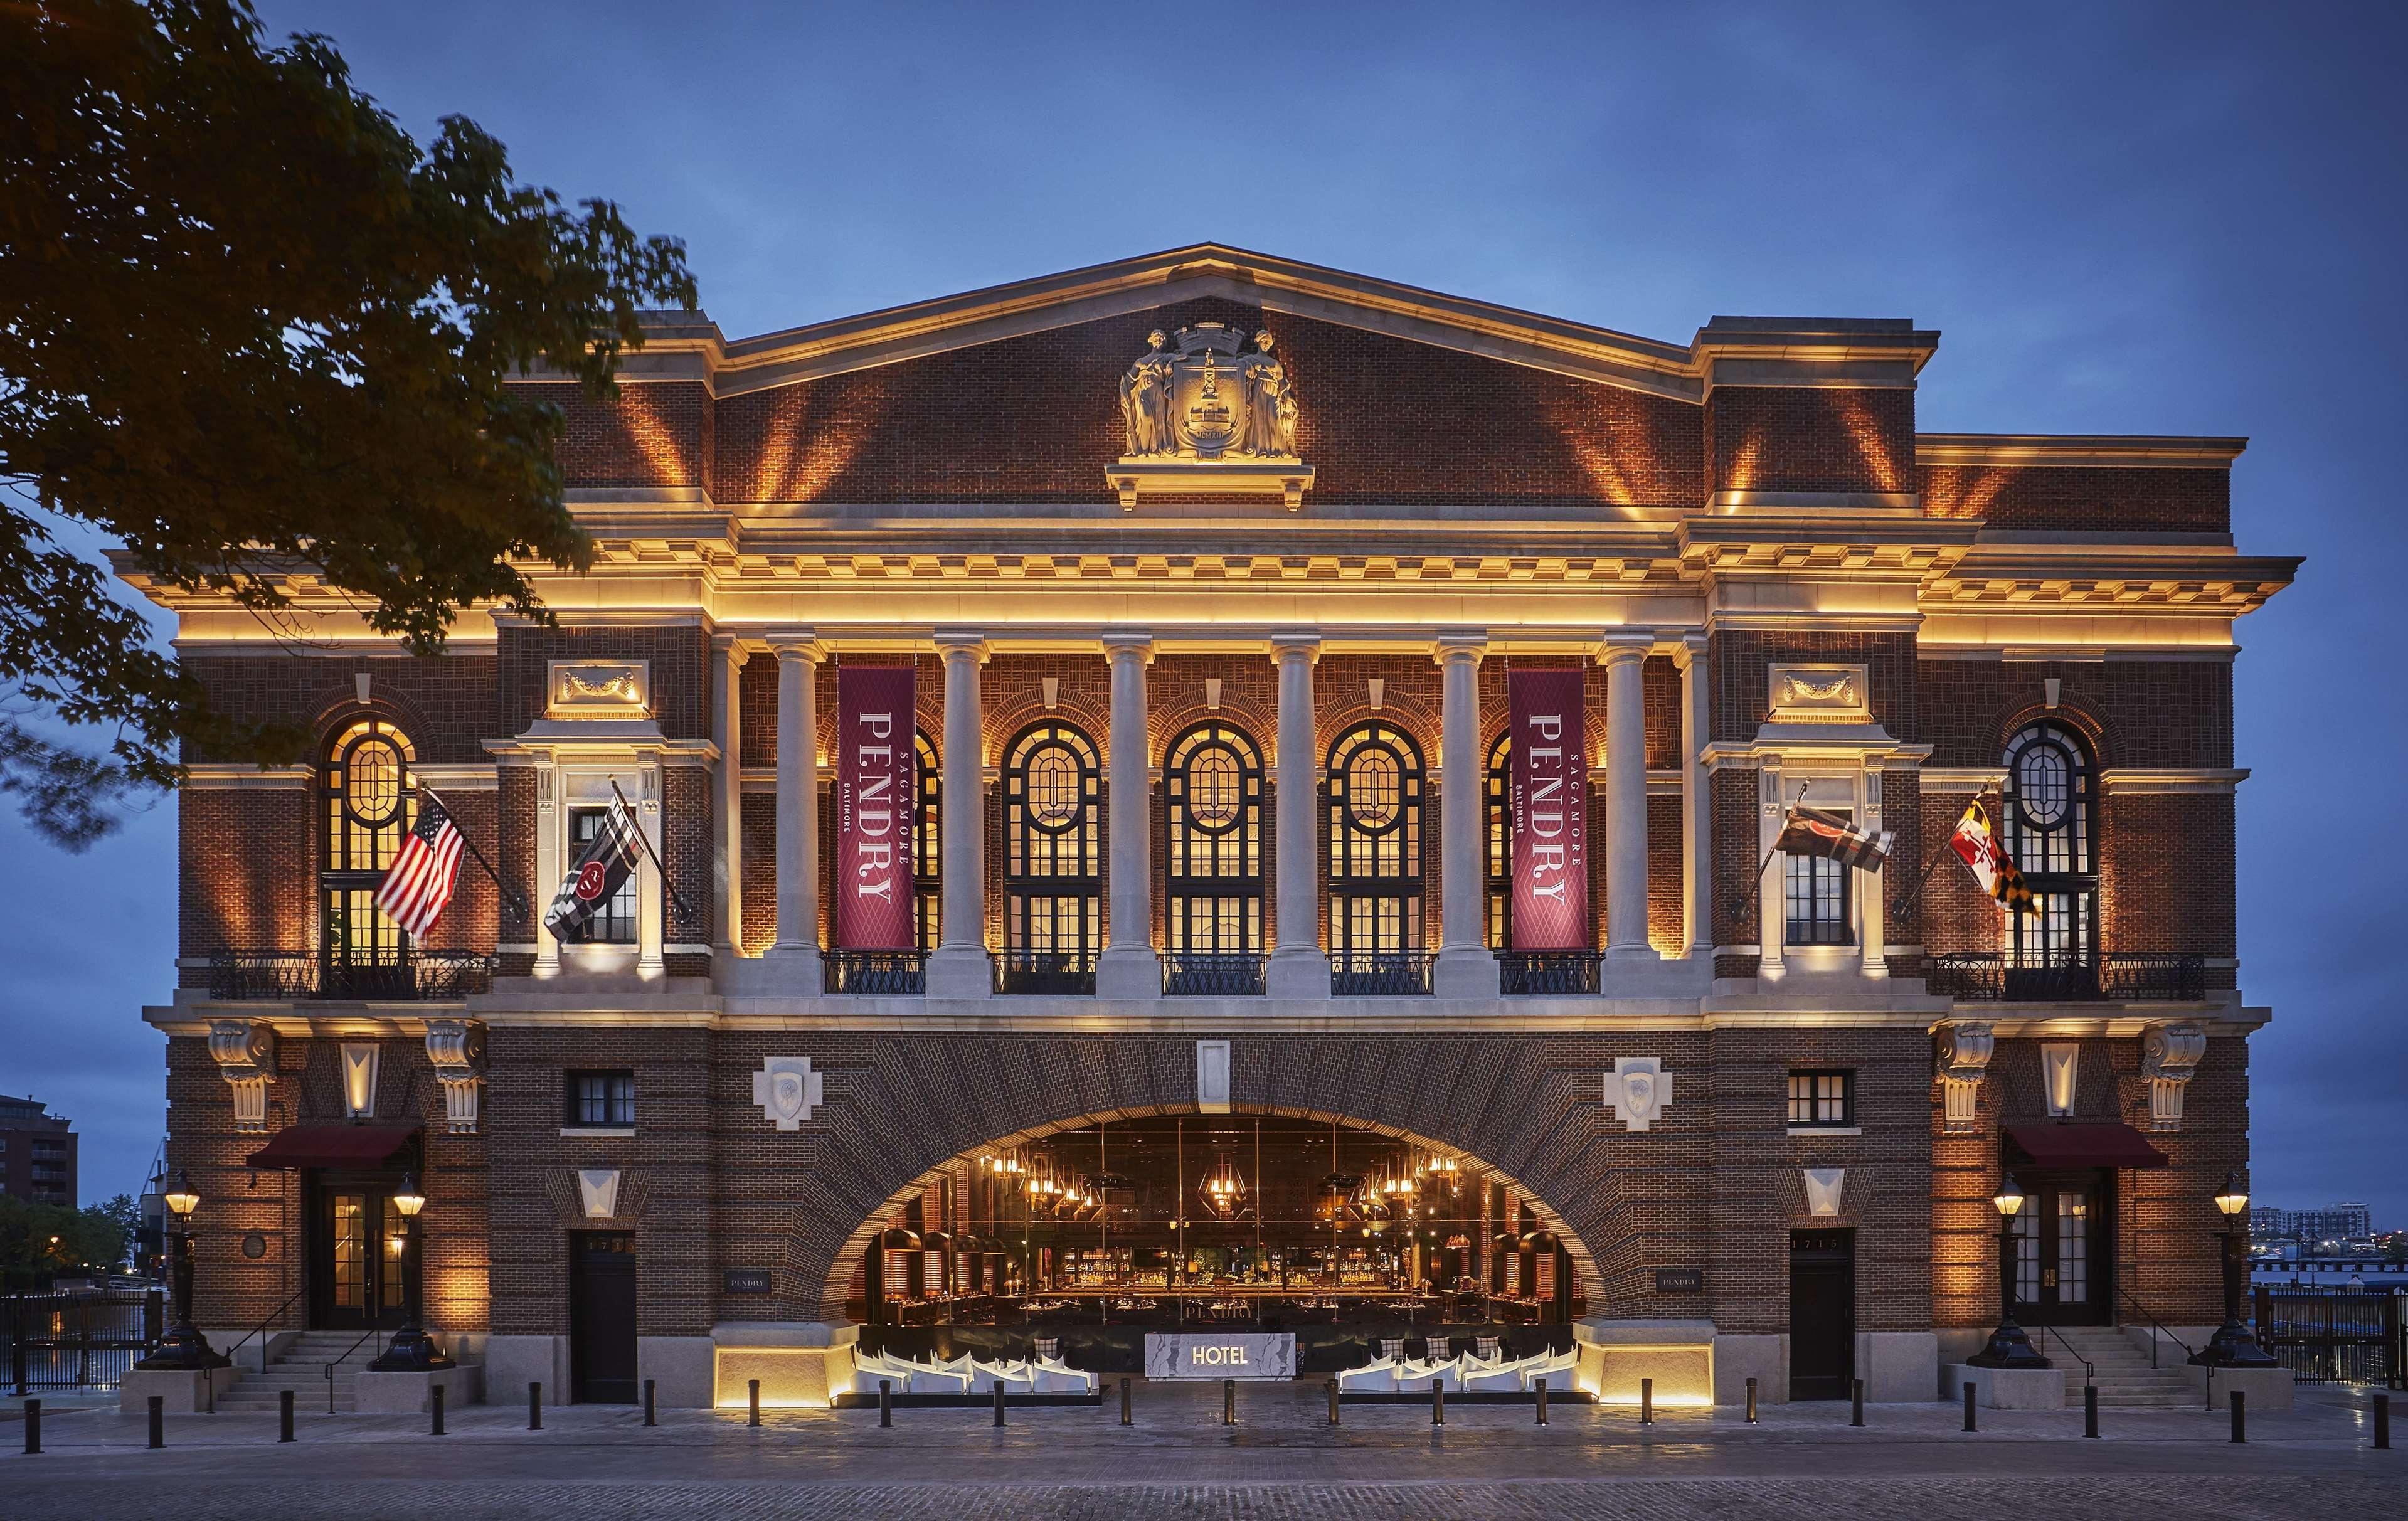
top-left (135, 1169), bottom-right (230, 1370)
top-left (1966, 1179), bottom-right (2051, 1369)
top-left (2190, 1170), bottom-right (2278, 1369)
top-left (371, 1172), bottom-right (453, 1370)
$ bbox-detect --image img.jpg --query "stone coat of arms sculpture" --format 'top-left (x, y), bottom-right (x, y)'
top-left (1106, 323), bottom-right (1315, 510)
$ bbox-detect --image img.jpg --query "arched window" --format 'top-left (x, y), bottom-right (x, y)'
top-left (1164, 723), bottom-right (1265, 977)
top-left (321, 716), bottom-right (416, 969)
top-left (1002, 719), bottom-right (1101, 989)
top-left (2002, 721), bottom-right (2096, 967)
top-left (914, 730), bottom-right (941, 953)
top-left (1326, 721), bottom-right (1424, 962)
top-left (1483, 731), bottom-right (1512, 949)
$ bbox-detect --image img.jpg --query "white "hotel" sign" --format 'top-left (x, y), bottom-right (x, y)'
top-left (1143, 1332), bottom-right (1297, 1380)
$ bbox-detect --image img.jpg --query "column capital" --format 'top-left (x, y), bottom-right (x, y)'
top-left (711, 630), bottom-right (760, 659)
top-left (933, 628), bottom-right (991, 662)
top-left (1269, 631), bottom-right (1322, 666)
top-left (1671, 631), bottom-right (1710, 669)
top-left (1432, 628), bottom-right (1488, 667)
top-left (1101, 630), bottom-right (1157, 665)
top-left (1595, 628), bottom-right (1653, 665)
top-left (765, 628), bottom-right (826, 664)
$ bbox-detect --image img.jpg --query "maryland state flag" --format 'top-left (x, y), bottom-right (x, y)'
top-left (545, 796), bottom-right (643, 941)
top-left (1949, 800), bottom-right (2035, 914)
top-left (1776, 805), bottom-right (1892, 871)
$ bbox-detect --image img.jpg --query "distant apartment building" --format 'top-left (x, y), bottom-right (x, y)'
top-left (2250, 1202), bottom-right (2373, 1242)
top-left (0, 1096), bottom-right (78, 1206)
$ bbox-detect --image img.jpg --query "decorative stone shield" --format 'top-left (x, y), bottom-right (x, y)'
top-left (1606, 1056), bottom-right (1671, 1132)
top-left (752, 1056), bottom-right (825, 1131)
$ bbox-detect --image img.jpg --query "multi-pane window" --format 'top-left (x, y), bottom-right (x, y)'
top-left (1327, 722), bottom-right (1425, 958)
top-left (321, 718), bottom-right (415, 968)
top-left (566, 1069), bottom-right (636, 1128)
top-left (1483, 731), bottom-right (1512, 948)
top-left (1787, 1070), bottom-right (1854, 1126)
top-left (1164, 723), bottom-right (1264, 957)
top-left (565, 807), bottom-right (639, 943)
top-left (1784, 847), bottom-right (1852, 946)
top-left (1003, 720), bottom-right (1101, 964)
top-left (913, 731), bottom-right (941, 952)
top-left (2002, 722), bottom-right (2096, 967)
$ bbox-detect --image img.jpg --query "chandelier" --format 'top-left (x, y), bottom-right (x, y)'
top-left (1199, 1155), bottom-right (1247, 1217)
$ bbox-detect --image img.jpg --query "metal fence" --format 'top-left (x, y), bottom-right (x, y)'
top-left (5, 1288), bottom-right (162, 1392)
top-left (2251, 1286), bottom-right (2404, 1387)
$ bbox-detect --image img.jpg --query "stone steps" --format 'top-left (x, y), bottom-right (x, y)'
top-left (2044, 1328), bottom-right (2197, 1408)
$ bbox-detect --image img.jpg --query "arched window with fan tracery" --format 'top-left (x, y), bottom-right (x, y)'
top-left (1002, 719), bottom-right (1101, 983)
top-left (2002, 720), bottom-right (2096, 967)
top-left (1325, 721), bottom-right (1424, 960)
top-left (1483, 730), bottom-right (1512, 948)
top-left (320, 716), bottom-right (416, 969)
top-left (914, 729), bottom-right (941, 952)
top-left (1164, 721), bottom-right (1265, 962)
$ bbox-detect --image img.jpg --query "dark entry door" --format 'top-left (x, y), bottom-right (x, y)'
top-left (1789, 1229), bottom-right (1855, 1401)
top-left (570, 1232), bottom-right (639, 1403)
top-left (308, 1180), bottom-right (407, 1332)
top-left (2011, 1172), bottom-right (2110, 1325)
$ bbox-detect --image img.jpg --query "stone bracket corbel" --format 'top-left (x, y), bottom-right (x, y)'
top-left (1934, 1020), bottom-right (1995, 1134)
top-left (2140, 1020), bottom-right (2208, 1133)
top-left (425, 1018), bottom-right (489, 1135)
top-left (206, 1019), bottom-right (278, 1134)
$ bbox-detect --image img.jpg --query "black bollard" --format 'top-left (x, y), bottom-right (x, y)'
top-left (2375, 1391), bottom-right (2390, 1450)
top-left (23, 1398), bottom-right (38, 1455)
top-left (1122, 1376), bottom-right (1133, 1426)
top-left (529, 1381), bottom-right (542, 1431)
top-left (148, 1393), bottom-right (163, 1449)
top-left (1640, 1376), bottom-right (1652, 1426)
top-left (1327, 1379), bottom-right (1340, 1426)
top-left (279, 1387), bottom-right (294, 1443)
top-left (749, 1377), bottom-right (761, 1428)
top-left (992, 1379), bottom-right (1005, 1426)
top-left (432, 1382), bottom-right (446, 1437)
top-left (1224, 1377), bottom-right (1236, 1426)
top-left (1535, 1377), bottom-right (1549, 1425)
top-left (1962, 1381), bottom-right (1976, 1433)
top-left (2084, 1382), bottom-right (2098, 1439)
top-left (644, 1378), bottom-right (656, 1427)
top-left (1746, 1375), bottom-right (1758, 1424)
top-left (1850, 1378), bottom-right (1864, 1427)
top-left (878, 1378), bottom-right (892, 1428)
top-left (1432, 1377), bottom-right (1445, 1426)
top-left (2230, 1388), bottom-right (2245, 1444)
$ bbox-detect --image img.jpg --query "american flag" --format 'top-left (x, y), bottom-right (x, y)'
top-left (375, 792), bottom-right (464, 937)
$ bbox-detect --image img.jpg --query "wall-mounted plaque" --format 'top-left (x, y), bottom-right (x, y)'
top-left (241, 1231), bottom-right (268, 1260)
top-left (723, 1268), bottom-right (773, 1295)
top-left (546, 659), bottom-right (652, 719)
top-left (1654, 1268), bottom-right (1704, 1293)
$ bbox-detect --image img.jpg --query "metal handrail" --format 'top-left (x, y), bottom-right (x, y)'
top-left (2116, 1278), bottom-right (2195, 1369)
top-left (2039, 1323), bottom-right (2094, 1385)
top-left (325, 1327), bottom-right (387, 1413)
top-left (225, 1286), bottom-right (307, 1374)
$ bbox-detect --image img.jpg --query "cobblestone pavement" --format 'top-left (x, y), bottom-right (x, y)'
top-left (5, 1383), bottom-right (2400, 1520)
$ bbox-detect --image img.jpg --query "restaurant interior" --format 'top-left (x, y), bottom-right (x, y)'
top-left (849, 1115), bottom-right (1582, 1372)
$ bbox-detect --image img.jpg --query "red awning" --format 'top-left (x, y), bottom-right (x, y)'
top-left (245, 1123), bottom-right (422, 1170)
top-left (2003, 1122), bottom-right (2168, 1170)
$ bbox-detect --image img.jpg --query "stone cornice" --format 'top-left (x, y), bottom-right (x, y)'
top-left (1917, 433), bottom-right (2247, 469)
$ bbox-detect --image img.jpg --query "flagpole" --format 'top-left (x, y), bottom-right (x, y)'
top-left (1891, 788), bottom-right (2007, 926)
top-left (610, 778), bottom-right (697, 931)
top-left (415, 782), bottom-right (529, 923)
top-left (1729, 782), bottom-right (1810, 940)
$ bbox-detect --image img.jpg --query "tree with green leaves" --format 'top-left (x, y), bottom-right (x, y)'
top-left (0, 1192), bottom-right (132, 1285)
top-left (1, 0), bottom-right (696, 847)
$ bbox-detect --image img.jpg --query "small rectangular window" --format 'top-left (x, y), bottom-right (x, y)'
top-left (564, 808), bottom-right (639, 943)
top-left (565, 1069), bottom-right (636, 1128)
top-left (1783, 842), bottom-right (1854, 946)
top-left (1787, 1070), bottom-right (1854, 1126)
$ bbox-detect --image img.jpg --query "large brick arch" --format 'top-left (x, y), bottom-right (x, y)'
top-left (792, 1032), bottom-right (1628, 1323)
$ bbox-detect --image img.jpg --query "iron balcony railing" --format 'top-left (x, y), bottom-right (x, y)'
top-left (1330, 950), bottom-right (1435, 997)
top-left (207, 950), bottom-right (498, 1002)
top-left (1162, 953), bottom-right (1267, 997)
top-left (824, 950), bottom-right (927, 995)
top-left (995, 949), bottom-right (1097, 995)
top-left (1497, 951), bottom-right (1602, 996)
top-left (1925, 952), bottom-right (2206, 1003)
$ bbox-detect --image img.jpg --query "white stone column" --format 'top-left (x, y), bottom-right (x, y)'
top-left (1266, 633), bottom-right (1330, 1000)
top-left (1097, 632), bottom-right (1160, 1000)
top-left (531, 762), bottom-right (561, 976)
top-left (1599, 632), bottom-right (1655, 962)
top-left (1674, 634), bottom-right (1711, 960)
top-left (1859, 760), bottom-right (1889, 979)
top-left (1433, 630), bottom-right (1500, 998)
top-left (1757, 762), bottom-right (1788, 981)
top-left (635, 765), bottom-right (666, 979)
top-left (711, 635), bottom-right (746, 959)
top-left (767, 633), bottom-right (825, 987)
top-left (927, 630), bottom-right (992, 999)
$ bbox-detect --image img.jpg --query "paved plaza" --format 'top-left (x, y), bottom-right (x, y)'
top-left (4, 1382), bottom-right (2400, 1519)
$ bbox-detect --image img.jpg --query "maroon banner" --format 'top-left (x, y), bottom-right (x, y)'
top-left (1508, 668), bottom-right (1590, 949)
top-left (835, 665), bottom-right (916, 950)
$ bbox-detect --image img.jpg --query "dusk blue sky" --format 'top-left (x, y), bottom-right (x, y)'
top-left (9, 3), bottom-right (2402, 1224)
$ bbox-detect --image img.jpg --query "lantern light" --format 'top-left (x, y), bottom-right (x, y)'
top-left (392, 1172), bottom-right (427, 1218)
top-left (1992, 1182), bottom-right (2026, 1219)
top-left (2214, 1171), bottom-right (2249, 1219)
top-left (164, 1169), bottom-right (200, 1220)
